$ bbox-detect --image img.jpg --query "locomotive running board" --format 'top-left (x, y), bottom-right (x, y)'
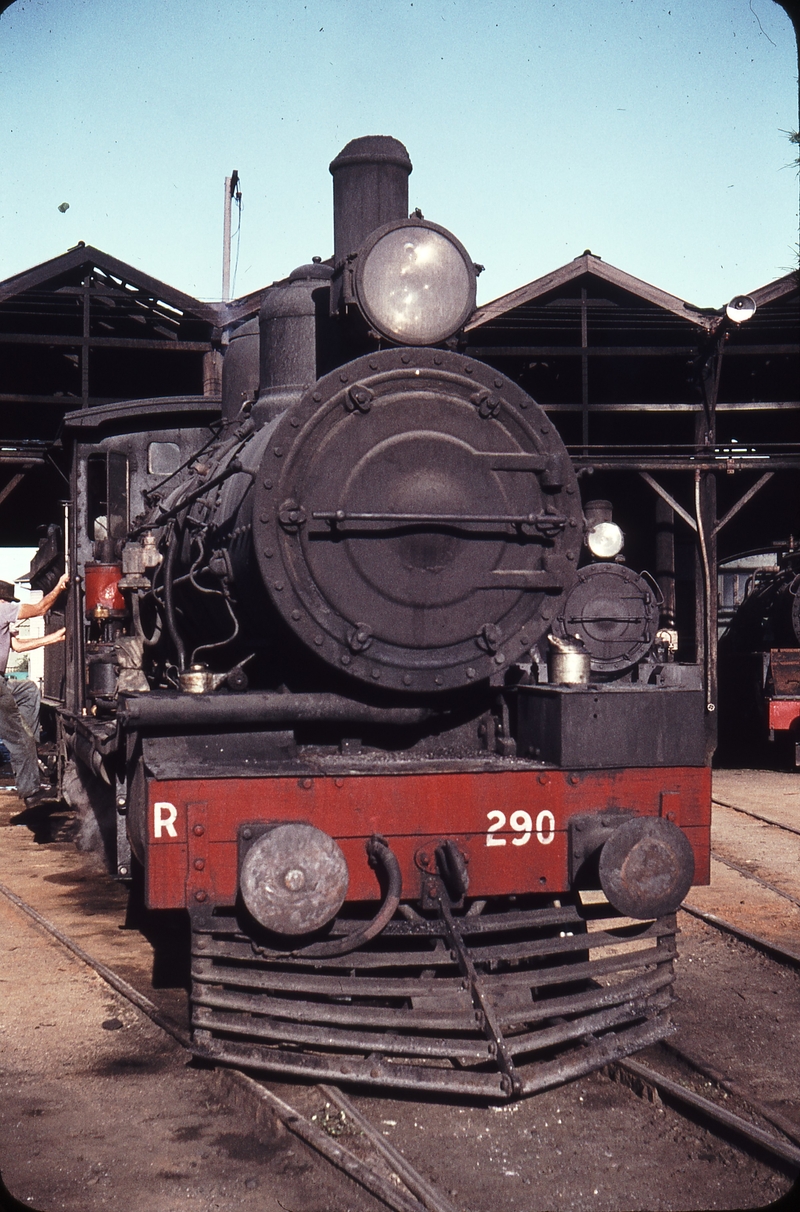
top-left (189, 898), bottom-right (678, 1100)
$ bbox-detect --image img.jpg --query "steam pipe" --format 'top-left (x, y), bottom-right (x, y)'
top-left (162, 526), bottom-right (187, 673)
top-left (119, 692), bottom-right (434, 729)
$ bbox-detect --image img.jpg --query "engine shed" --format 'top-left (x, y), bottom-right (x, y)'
top-left (1, 237), bottom-right (798, 759)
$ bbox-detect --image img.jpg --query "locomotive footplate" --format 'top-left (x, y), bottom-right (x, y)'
top-left (189, 893), bottom-right (678, 1099)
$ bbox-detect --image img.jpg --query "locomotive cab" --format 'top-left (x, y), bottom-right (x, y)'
top-left (33, 136), bottom-right (710, 1101)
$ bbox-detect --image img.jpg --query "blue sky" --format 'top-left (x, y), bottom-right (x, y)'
top-left (1, 0), bottom-right (797, 309)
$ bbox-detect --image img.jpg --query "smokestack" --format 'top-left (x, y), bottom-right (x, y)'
top-left (329, 136), bottom-right (412, 267)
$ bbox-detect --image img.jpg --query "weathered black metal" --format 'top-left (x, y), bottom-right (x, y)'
top-left (239, 822), bottom-right (349, 935)
top-left (568, 810), bottom-right (636, 885)
top-left (190, 897), bottom-right (677, 1099)
top-left (516, 681), bottom-right (707, 767)
top-left (119, 692), bottom-right (433, 729)
top-left (251, 346), bottom-right (583, 693)
top-left (256, 261), bottom-right (334, 420)
top-left (598, 816), bottom-right (695, 919)
top-left (329, 136), bottom-right (412, 272)
top-left (552, 563), bottom-right (660, 673)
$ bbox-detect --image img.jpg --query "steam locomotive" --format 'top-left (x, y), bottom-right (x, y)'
top-left (718, 543), bottom-right (800, 767)
top-left (31, 137), bottom-right (710, 1100)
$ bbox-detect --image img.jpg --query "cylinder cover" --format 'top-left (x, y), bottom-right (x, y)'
top-left (239, 823), bottom-right (349, 936)
top-left (251, 348), bottom-right (583, 692)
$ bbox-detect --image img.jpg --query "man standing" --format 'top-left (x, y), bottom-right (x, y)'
top-left (0, 574), bottom-right (68, 807)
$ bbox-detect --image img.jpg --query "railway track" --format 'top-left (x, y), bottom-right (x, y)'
top-left (2, 873), bottom-right (798, 1210)
top-left (0, 876), bottom-right (456, 1212)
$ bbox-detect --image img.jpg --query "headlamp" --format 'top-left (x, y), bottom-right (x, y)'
top-left (354, 219), bottom-right (477, 346)
top-left (586, 521), bottom-right (625, 559)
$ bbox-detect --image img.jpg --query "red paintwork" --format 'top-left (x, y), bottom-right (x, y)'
top-left (84, 563), bottom-right (125, 614)
top-left (768, 699), bottom-right (800, 731)
top-left (144, 766), bottom-right (711, 910)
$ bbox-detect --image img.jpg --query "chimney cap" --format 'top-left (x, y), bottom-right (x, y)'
top-left (330, 136), bottom-right (412, 176)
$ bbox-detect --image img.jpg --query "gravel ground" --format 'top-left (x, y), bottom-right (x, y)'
top-left (1, 777), bottom-right (799, 1211)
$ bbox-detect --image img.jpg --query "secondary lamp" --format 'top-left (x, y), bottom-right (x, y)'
top-left (586, 521), bottom-right (625, 559)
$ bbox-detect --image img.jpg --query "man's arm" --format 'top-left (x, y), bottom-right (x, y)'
top-left (10, 628), bottom-right (66, 653)
top-left (17, 574), bottom-right (69, 621)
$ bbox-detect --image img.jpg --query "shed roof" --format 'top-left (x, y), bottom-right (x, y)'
top-left (0, 243), bottom-right (220, 326)
top-left (467, 252), bottom-right (718, 332)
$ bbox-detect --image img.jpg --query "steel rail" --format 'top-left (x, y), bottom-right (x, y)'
top-left (680, 902), bottom-right (800, 968)
top-left (613, 1058), bottom-right (800, 1173)
top-left (319, 1084), bottom-right (460, 1212)
top-left (661, 1040), bottom-right (800, 1150)
top-left (0, 878), bottom-right (451, 1212)
top-left (710, 852), bottom-right (800, 911)
top-left (712, 797), bottom-right (800, 840)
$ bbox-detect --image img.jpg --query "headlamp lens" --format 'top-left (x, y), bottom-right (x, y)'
top-left (359, 225), bottom-right (474, 345)
top-left (586, 521), bottom-right (625, 559)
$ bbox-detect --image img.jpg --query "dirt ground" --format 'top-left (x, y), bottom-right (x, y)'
top-left (1, 776), bottom-right (799, 1212)
top-left (0, 792), bottom-right (380, 1212)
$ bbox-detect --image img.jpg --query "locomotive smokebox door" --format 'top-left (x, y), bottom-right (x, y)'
top-left (552, 563), bottom-right (659, 673)
top-left (252, 348), bottom-right (584, 693)
top-left (238, 822), bottom-right (349, 935)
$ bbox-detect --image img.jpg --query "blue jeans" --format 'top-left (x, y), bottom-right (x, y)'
top-left (0, 677), bottom-right (41, 798)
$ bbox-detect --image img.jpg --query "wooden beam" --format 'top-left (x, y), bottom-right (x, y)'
top-left (0, 332), bottom-right (211, 352)
top-left (0, 472), bottom-right (27, 508)
top-left (638, 472), bottom-right (697, 532)
top-left (465, 345), bottom-right (701, 357)
top-left (712, 472), bottom-right (775, 537)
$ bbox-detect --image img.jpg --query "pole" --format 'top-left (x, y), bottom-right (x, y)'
top-left (222, 175), bottom-right (233, 302)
